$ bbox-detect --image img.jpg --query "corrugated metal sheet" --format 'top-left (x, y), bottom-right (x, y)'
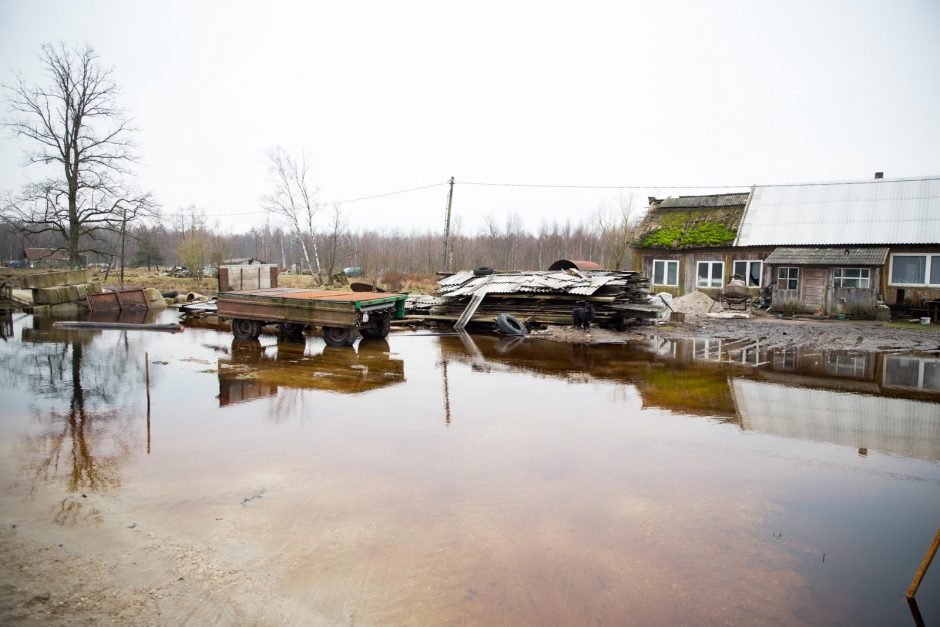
top-left (764, 247), bottom-right (889, 266)
top-left (438, 270), bottom-right (475, 286)
top-left (735, 177), bottom-right (940, 246)
top-left (658, 193), bottom-right (749, 209)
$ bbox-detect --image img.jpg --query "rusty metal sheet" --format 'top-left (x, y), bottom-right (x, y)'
top-left (86, 288), bottom-right (149, 312)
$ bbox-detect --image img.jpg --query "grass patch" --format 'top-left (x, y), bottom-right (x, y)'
top-left (885, 321), bottom-right (940, 332)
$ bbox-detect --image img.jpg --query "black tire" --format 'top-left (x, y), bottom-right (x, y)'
top-left (359, 315), bottom-right (391, 339)
top-left (473, 266), bottom-right (494, 276)
top-left (232, 318), bottom-right (261, 340)
top-left (279, 322), bottom-right (306, 340)
top-left (322, 326), bottom-right (358, 347)
top-left (611, 315), bottom-right (627, 332)
top-left (495, 313), bottom-right (527, 336)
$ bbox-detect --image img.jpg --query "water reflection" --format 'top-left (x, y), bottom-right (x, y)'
top-left (2, 317), bottom-right (144, 502)
top-left (438, 334), bottom-right (940, 461)
top-left (217, 337), bottom-right (405, 406)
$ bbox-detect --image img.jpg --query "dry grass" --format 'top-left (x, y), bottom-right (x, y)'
top-left (1, 267), bottom-right (441, 296)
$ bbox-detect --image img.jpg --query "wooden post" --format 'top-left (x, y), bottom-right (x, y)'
top-left (907, 527), bottom-right (940, 599)
top-left (145, 351), bottom-right (151, 455)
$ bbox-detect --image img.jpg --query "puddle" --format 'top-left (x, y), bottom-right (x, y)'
top-left (0, 312), bottom-right (938, 625)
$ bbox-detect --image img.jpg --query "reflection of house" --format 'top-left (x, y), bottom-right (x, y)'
top-left (633, 193), bottom-right (768, 297)
top-left (883, 355), bottom-right (940, 392)
top-left (735, 175), bottom-right (940, 311)
top-left (732, 378), bottom-right (940, 462)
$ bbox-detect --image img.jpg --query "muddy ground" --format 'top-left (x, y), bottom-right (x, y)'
top-left (532, 316), bottom-right (940, 353)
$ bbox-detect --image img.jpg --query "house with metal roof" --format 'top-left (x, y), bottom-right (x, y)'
top-left (632, 192), bottom-right (770, 298)
top-left (735, 175), bottom-right (940, 315)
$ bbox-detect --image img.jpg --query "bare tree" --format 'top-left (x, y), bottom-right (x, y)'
top-left (2, 43), bottom-right (140, 268)
top-left (597, 193), bottom-right (637, 270)
top-left (264, 146), bottom-right (322, 275)
top-left (323, 203), bottom-right (346, 279)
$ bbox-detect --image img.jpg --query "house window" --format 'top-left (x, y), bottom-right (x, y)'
top-left (890, 254), bottom-right (940, 286)
top-left (732, 260), bottom-right (763, 287)
top-left (652, 260), bottom-right (679, 286)
top-left (776, 267), bottom-right (799, 290)
top-left (696, 261), bottom-right (724, 288)
top-left (833, 268), bottom-right (870, 288)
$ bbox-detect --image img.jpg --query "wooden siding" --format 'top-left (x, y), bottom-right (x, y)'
top-left (634, 248), bottom-right (772, 296)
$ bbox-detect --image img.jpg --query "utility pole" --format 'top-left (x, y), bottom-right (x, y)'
top-left (119, 203), bottom-right (127, 289)
top-left (441, 176), bottom-right (455, 271)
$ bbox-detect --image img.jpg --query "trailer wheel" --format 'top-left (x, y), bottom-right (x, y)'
top-left (322, 326), bottom-right (358, 347)
top-left (279, 322), bottom-right (306, 340)
top-left (232, 318), bottom-right (261, 340)
top-left (495, 313), bottom-right (527, 336)
top-left (359, 315), bottom-right (391, 339)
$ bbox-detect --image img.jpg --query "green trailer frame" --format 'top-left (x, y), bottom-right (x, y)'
top-left (216, 288), bottom-right (406, 346)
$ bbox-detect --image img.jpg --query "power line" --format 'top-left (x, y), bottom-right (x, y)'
top-left (457, 176), bottom-right (937, 189)
top-left (199, 181), bottom-right (449, 218)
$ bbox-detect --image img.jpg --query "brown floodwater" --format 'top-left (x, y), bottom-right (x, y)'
top-left (1, 311), bottom-right (939, 625)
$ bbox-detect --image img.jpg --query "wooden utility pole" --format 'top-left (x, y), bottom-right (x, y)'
top-left (441, 177), bottom-right (455, 271)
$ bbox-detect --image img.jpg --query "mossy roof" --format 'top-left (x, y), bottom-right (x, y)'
top-left (634, 194), bottom-right (749, 250)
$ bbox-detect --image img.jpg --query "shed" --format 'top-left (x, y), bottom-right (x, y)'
top-left (219, 263), bottom-right (280, 291)
top-left (736, 175), bottom-right (940, 309)
top-left (547, 259), bottom-right (603, 271)
top-left (763, 247), bottom-right (889, 316)
top-left (24, 248), bottom-right (72, 268)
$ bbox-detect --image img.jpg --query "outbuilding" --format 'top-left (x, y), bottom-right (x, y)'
top-left (734, 175), bottom-right (940, 316)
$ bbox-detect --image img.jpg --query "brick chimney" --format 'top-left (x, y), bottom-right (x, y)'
top-left (874, 171), bottom-right (884, 179)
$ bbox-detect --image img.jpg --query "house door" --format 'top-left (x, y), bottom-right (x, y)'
top-left (802, 267), bottom-right (827, 311)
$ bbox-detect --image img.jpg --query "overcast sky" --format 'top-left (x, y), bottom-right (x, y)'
top-left (1, 0), bottom-right (939, 235)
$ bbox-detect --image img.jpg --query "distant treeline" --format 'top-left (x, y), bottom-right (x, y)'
top-left (0, 208), bottom-right (638, 277)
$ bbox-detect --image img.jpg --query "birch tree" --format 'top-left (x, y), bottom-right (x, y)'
top-left (264, 146), bottom-right (321, 275)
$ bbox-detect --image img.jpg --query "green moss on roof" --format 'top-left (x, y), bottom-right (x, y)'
top-left (635, 207), bottom-right (743, 249)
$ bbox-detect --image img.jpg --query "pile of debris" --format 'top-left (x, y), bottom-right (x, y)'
top-left (409, 267), bottom-right (662, 328)
top-left (670, 290), bottom-right (724, 318)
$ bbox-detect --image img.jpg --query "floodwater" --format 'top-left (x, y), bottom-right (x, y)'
top-left (1, 311), bottom-right (939, 625)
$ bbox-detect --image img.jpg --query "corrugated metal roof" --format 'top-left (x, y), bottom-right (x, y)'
top-left (657, 193), bottom-right (749, 209)
top-left (764, 247), bottom-right (889, 266)
top-left (735, 176), bottom-right (940, 246)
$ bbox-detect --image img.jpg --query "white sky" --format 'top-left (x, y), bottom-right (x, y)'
top-left (1, 0), bottom-right (939, 235)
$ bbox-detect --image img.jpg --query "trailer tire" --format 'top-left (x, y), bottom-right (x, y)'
top-left (279, 322), bottom-right (306, 340)
top-left (359, 315), bottom-right (391, 339)
top-left (495, 313), bottom-right (527, 336)
top-left (322, 326), bottom-right (358, 347)
top-left (232, 318), bottom-right (261, 340)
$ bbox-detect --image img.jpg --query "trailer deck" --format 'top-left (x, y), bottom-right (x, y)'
top-left (216, 288), bottom-right (407, 346)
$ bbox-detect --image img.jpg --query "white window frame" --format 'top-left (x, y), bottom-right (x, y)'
top-left (732, 259), bottom-right (763, 287)
top-left (833, 267), bottom-right (870, 289)
top-left (695, 261), bottom-right (724, 288)
top-left (776, 267), bottom-right (799, 291)
top-left (652, 259), bottom-right (679, 287)
top-left (888, 253), bottom-right (940, 287)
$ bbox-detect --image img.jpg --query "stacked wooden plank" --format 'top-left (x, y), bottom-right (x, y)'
top-left (414, 269), bottom-right (662, 326)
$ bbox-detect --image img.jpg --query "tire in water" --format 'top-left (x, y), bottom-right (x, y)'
top-left (232, 318), bottom-right (261, 340)
top-left (495, 313), bottom-right (527, 336)
top-left (359, 315), bottom-right (391, 339)
top-left (322, 326), bottom-right (358, 347)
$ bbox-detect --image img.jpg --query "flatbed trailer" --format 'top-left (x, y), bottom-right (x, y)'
top-left (216, 288), bottom-right (407, 346)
